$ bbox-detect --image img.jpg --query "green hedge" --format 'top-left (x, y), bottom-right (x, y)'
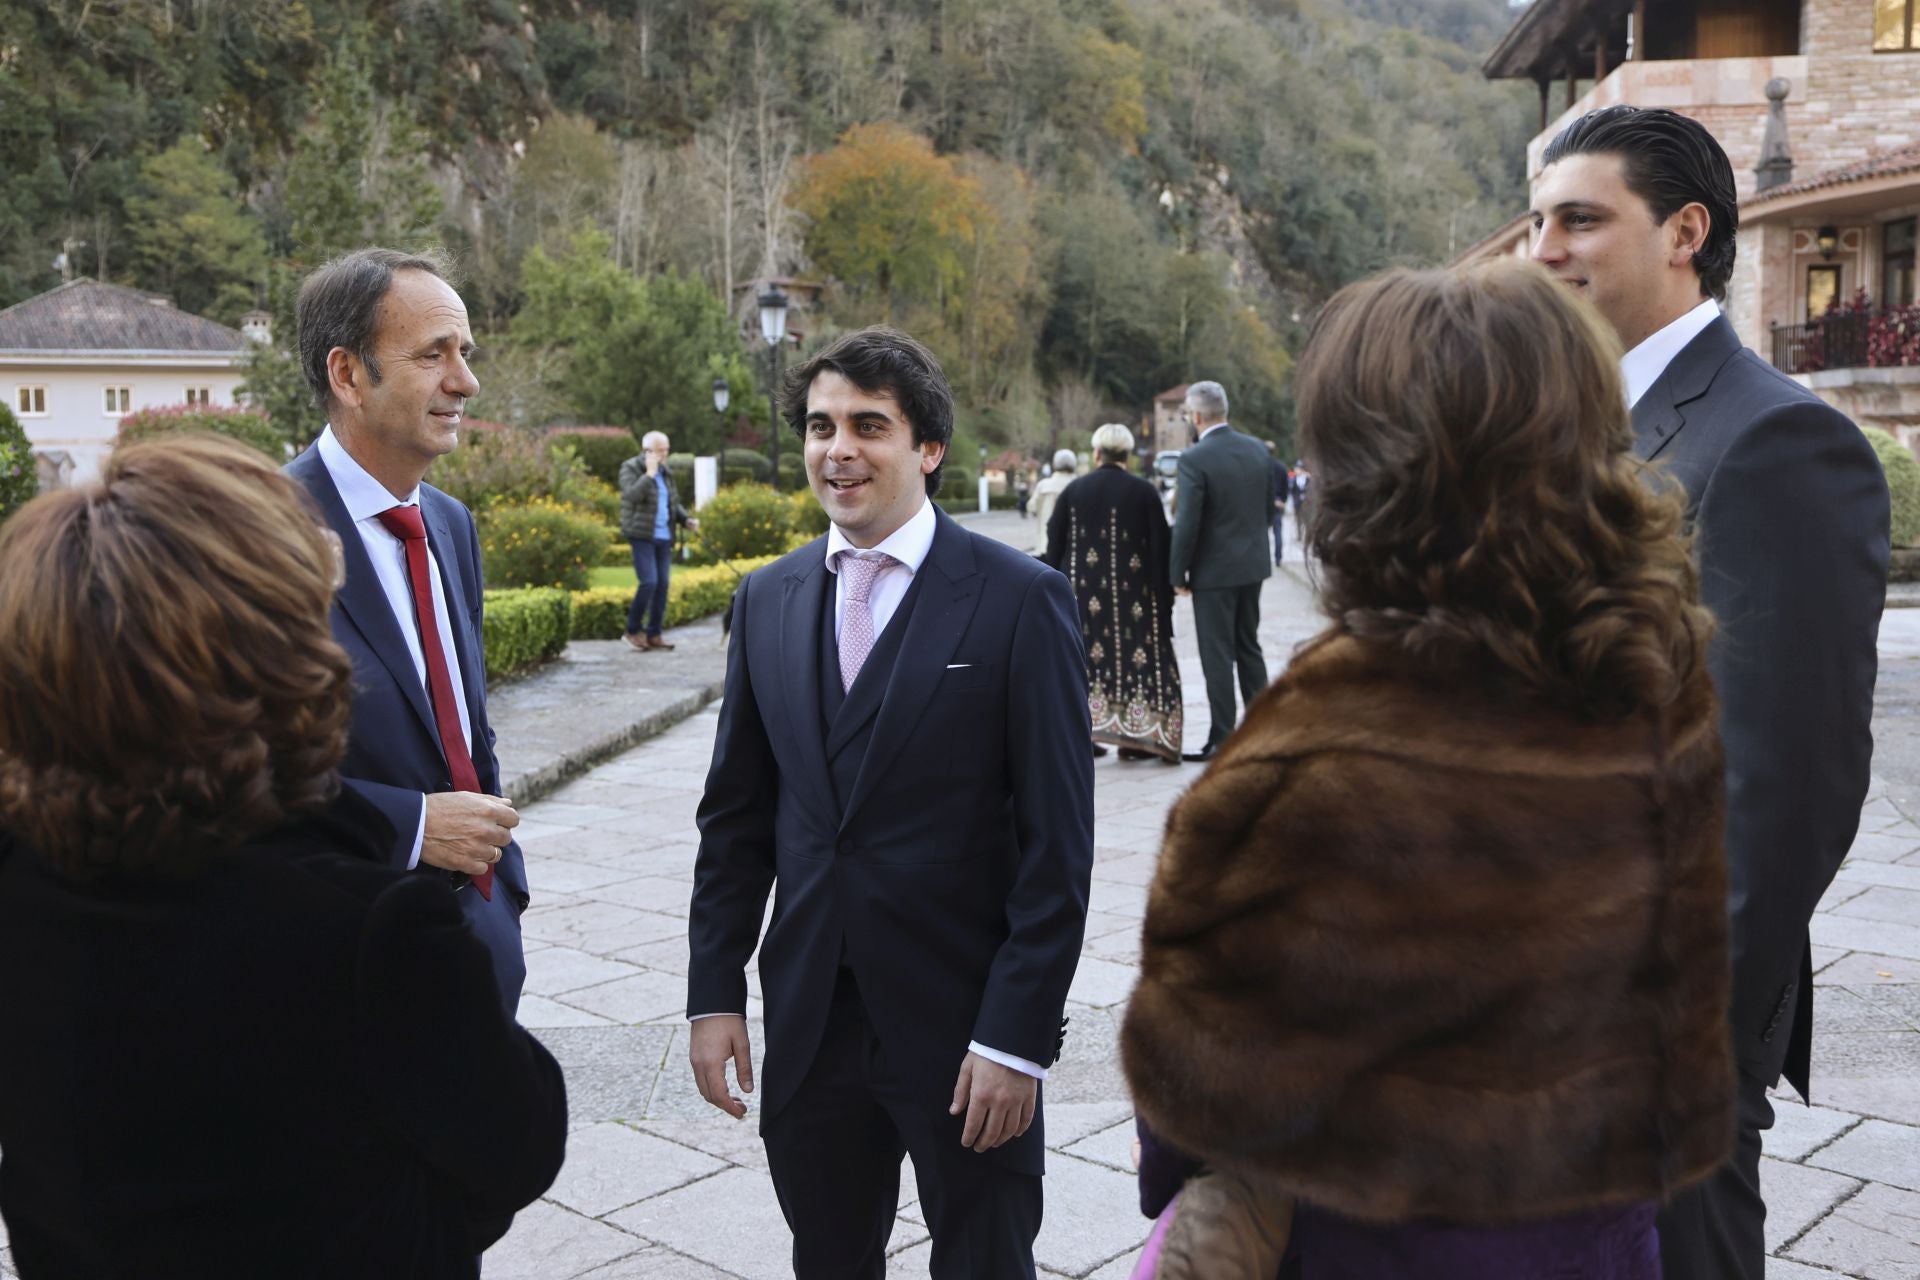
top-left (698, 482), bottom-right (793, 559)
top-left (547, 428), bottom-right (635, 486)
top-left (481, 587), bottom-right (571, 681)
top-left (0, 402), bottom-right (36, 524)
top-left (567, 555), bottom-right (782, 639)
top-left (478, 498), bottom-right (609, 590)
top-left (1864, 426), bottom-right (1920, 548)
top-left (935, 492), bottom-right (1021, 515)
top-left (940, 465), bottom-right (974, 496)
top-left (721, 447), bottom-right (771, 481)
top-left (117, 405), bottom-right (286, 460)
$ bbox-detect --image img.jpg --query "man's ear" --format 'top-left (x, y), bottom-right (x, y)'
top-left (1670, 202), bottom-right (1712, 268)
top-left (325, 346), bottom-right (362, 410)
top-left (920, 440), bottom-right (947, 475)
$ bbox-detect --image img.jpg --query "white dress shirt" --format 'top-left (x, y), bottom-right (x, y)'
top-left (1197, 421), bottom-right (1230, 441)
top-left (1621, 299), bottom-right (1721, 409)
top-left (317, 425), bottom-right (473, 868)
top-left (694, 496), bottom-right (1049, 1081)
top-left (824, 494), bottom-right (937, 638)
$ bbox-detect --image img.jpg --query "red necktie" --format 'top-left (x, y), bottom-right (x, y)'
top-left (375, 505), bottom-right (492, 899)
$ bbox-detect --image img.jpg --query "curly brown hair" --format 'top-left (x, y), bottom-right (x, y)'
top-left (1298, 259), bottom-right (1712, 720)
top-left (0, 434), bottom-right (353, 876)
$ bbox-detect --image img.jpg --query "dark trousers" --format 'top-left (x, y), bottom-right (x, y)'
top-left (1656, 1066), bottom-right (1772, 1279)
top-left (762, 972), bottom-right (1042, 1279)
top-left (626, 537), bottom-right (673, 637)
top-left (1192, 583), bottom-right (1268, 749)
top-left (1271, 511), bottom-right (1286, 564)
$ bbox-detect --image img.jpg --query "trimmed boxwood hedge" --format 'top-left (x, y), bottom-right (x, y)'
top-left (566, 555), bottom-right (782, 640)
top-left (481, 588), bottom-right (572, 681)
top-left (1863, 426), bottom-right (1920, 548)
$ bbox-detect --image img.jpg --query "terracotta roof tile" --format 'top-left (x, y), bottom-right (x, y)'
top-left (0, 280), bottom-right (245, 353)
top-left (1749, 142), bottom-right (1920, 206)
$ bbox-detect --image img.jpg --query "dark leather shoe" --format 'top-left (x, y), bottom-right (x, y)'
top-left (622, 632), bottom-right (650, 652)
top-left (1182, 742), bottom-right (1220, 763)
top-left (1092, 743), bottom-right (1110, 758)
top-left (1117, 748), bottom-right (1155, 762)
top-left (647, 635), bottom-right (675, 650)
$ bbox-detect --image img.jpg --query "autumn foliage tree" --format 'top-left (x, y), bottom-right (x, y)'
top-left (793, 123), bottom-right (989, 324)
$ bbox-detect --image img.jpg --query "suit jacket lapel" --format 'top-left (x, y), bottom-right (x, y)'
top-left (839, 511), bottom-right (982, 832)
top-left (779, 540), bottom-right (840, 813)
top-left (1632, 315), bottom-right (1742, 463)
top-left (292, 449), bottom-right (439, 744)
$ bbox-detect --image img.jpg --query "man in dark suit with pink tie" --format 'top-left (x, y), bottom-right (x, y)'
top-left (686, 327), bottom-right (1095, 1278)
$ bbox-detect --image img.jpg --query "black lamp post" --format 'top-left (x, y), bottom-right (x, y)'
top-left (758, 286), bottom-right (790, 490)
top-left (712, 376), bottom-right (730, 416)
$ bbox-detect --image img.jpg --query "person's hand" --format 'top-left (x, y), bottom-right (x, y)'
top-left (685, 517), bottom-right (699, 533)
top-left (421, 792), bottom-right (519, 876)
top-left (950, 1053), bottom-right (1037, 1152)
top-left (690, 1015), bottom-right (754, 1119)
top-left (644, 453), bottom-right (661, 477)
top-left (1175, 586), bottom-right (1192, 597)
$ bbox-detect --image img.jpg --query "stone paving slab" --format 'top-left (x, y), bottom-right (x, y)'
top-left (1782, 1182), bottom-right (1920, 1275)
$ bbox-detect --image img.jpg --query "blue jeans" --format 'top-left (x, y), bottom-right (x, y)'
top-left (627, 538), bottom-right (673, 637)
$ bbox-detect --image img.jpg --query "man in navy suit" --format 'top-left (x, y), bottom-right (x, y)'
top-left (687, 328), bottom-right (1094, 1278)
top-left (1533, 107), bottom-right (1888, 1279)
top-left (286, 247), bottom-right (528, 1014)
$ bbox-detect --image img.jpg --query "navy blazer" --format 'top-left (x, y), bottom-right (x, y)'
top-left (688, 507), bottom-right (1095, 1174)
top-left (287, 444), bottom-right (528, 1008)
top-left (1633, 315), bottom-right (1888, 1097)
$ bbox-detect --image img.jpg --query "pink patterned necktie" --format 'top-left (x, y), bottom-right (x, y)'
top-left (838, 551), bottom-right (898, 692)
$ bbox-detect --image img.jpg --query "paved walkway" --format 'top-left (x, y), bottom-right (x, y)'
top-left (7, 514), bottom-right (1916, 1277)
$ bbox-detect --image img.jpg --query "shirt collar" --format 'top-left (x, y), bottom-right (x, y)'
top-left (1621, 299), bottom-right (1720, 409)
top-left (825, 496), bottom-right (937, 575)
top-left (1199, 421), bottom-right (1230, 440)
top-left (316, 424), bottom-right (420, 523)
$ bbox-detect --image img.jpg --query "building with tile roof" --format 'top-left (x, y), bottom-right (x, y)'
top-left (0, 280), bottom-right (265, 488)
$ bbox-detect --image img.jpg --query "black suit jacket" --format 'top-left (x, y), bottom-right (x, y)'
top-left (287, 444), bottom-right (529, 1008)
top-left (0, 795), bottom-right (567, 1279)
top-left (1170, 425), bottom-right (1276, 590)
top-left (1633, 315), bottom-right (1889, 1097)
top-left (688, 507), bottom-right (1094, 1173)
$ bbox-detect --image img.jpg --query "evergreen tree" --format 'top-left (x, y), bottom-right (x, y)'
top-left (125, 140), bottom-right (269, 323)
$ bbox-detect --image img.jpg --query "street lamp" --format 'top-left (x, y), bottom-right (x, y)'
top-left (758, 286), bottom-right (790, 491)
top-left (712, 377), bottom-right (730, 415)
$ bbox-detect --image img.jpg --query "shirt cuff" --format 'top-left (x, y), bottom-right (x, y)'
top-left (688, 1012), bottom-right (744, 1021)
top-left (968, 1041), bottom-right (1048, 1081)
top-left (406, 797), bottom-right (426, 871)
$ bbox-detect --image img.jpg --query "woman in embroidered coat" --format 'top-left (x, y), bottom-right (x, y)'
top-left (1122, 260), bottom-right (1736, 1278)
top-left (1044, 423), bottom-right (1184, 762)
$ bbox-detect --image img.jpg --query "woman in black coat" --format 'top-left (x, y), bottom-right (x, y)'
top-left (1043, 423), bottom-right (1184, 762)
top-left (0, 436), bottom-right (567, 1279)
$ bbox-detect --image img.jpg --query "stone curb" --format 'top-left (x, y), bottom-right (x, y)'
top-left (499, 677), bottom-right (726, 807)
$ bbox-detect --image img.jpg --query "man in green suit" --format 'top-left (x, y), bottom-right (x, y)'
top-left (1169, 380), bottom-right (1273, 762)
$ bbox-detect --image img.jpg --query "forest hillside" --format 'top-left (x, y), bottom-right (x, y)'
top-left (1, 0), bottom-right (1533, 454)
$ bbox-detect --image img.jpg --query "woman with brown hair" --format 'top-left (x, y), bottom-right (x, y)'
top-left (1121, 260), bottom-right (1734, 1278)
top-left (0, 435), bottom-right (566, 1279)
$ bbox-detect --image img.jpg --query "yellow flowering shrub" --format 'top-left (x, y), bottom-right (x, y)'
top-left (567, 555), bottom-right (782, 639)
top-left (478, 497), bottom-right (609, 591)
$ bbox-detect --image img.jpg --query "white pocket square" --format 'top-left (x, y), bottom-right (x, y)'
top-left (945, 663), bottom-right (972, 669)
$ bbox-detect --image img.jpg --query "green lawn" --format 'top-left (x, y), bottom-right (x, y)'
top-left (587, 565), bottom-right (636, 590)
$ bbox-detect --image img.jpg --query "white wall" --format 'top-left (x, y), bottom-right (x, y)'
top-left (4, 359), bottom-right (248, 485)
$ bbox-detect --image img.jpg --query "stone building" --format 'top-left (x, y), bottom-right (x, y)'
top-left (1465, 0), bottom-right (1920, 441)
top-left (0, 280), bottom-right (260, 487)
